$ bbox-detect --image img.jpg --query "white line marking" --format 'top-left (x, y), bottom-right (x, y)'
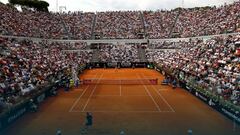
top-left (141, 73), bottom-right (175, 112)
top-left (91, 95), bottom-right (149, 97)
top-left (120, 83), bottom-right (122, 96)
top-left (70, 110), bottom-right (170, 113)
top-left (152, 86), bottom-right (175, 112)
top-left (69, 85), bottom-right (89, 112)
top-left (136, 74), bottom-right (161, 112)
top-left (69, 73), bottom-right (98, 112)
top-left (81, 73), bottom-right (103, 112)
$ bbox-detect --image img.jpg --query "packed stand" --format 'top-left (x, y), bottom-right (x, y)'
top-left (0, 3), bottom-right (66, 39)
top-left (143, 10), bottom-right (178, 39)
top-left (95, 11), bottom-right (144, 39)
top-left (60, 12), bottom-right (95, 39)
top-left (1, 1), bottom-right (240, 40)
top-left (146, 35), bottom-right (240, 105)
top-left (0, 37), bottom-right (92, 111)
top-left (173, 1), bottom-right (240, 38)
top-left (99, 43), bottom-right (140, 63)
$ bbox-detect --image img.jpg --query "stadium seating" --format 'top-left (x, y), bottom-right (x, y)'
top-left (0, 37), bottom-right (92, 109)
top-left (95, 11), bottom-right (144, 39)
top-left (1, 1), bottom-right (239, 39)
top-left (99, 43), bottom-right (140, 62)
top-left (143, 10), bottom-right (179, 38)
top-left (60, 12), bottom-right (95, 39)
top-left (0, 3), bottom-right (66, 39)
top-left (146, 34), bottom-right (240, 105)
top-left (173, 2), bottom-right (240, 37)
top-left (0, 1), bottom-right (239, 111)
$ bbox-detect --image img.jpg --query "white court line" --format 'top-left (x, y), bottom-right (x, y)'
top-left (69, 73), bottom-right (98, 112)
top-left (69, 85), bottom-right (89, 112)
top-left (136, 74), bottom-right (161, 112)
top-left (71, 110), bottom-right (167, 113)
top-left (81, 73), bottom-right (103, 112)
top-left (141, 73), bottom-right (175, 113)
top-left (120, 83), bottom-right (122, 96)
top-left (91, 95), bottom-right (149, 97)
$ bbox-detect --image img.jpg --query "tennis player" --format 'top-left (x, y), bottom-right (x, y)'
top-left (81, 112), bottom-right (93, 134)
top-left (85, 112), bottom-right (93, 128)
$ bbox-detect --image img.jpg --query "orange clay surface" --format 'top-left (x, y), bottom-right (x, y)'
top-left (1, 68), bottom-right (240, 135)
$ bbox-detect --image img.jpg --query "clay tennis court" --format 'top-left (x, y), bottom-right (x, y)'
top-left (2, 68), bottom-right (240, 135)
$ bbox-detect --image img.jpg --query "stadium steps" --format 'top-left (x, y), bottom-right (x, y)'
top-left (140, 11), bottom-right (147, 38)
top-left (58, 14), bottom-right (72, 39)
top-left (137, 47), bottom-right (148, 62)
top-left (91, 14), bottom-right (97, 39)
top-left (91, 49), bottom-right (100, 62)
top-left (168, 9), bottom-right (181, 38)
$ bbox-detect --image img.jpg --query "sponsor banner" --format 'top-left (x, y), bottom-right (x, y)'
top-left (121, 62), bottom-right (131, 67)
top-left (89, 62), bottom-right (150, 68)
top-left (149, 79), bottom-right (157, 85)
top-left (107, 63), bottom-right (117, 67)
top-left (195, 91), bottom-right (209, 102)
top-left (83, 79), bottom-right (92, 84)
top-left (221, 108), bottom-right (240, 123)
top-left (185, 85), bottom-right (195, 94)
top-left (135, 63), bottom-right (145, 67)
top-left (7, 107), bottom-right (27, 124)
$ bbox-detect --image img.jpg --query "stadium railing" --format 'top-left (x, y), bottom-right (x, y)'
top-left (1, 32), bottom-right (239, 44)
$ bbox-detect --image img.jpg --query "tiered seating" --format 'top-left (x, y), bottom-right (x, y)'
top-left (1, 2), bottom-right (240, 39)
top-left (0, 38), bottom-right (92, 109)
top-left (95, 11), bottom-right (144, 39)
top-left (60, 12), bottom-right (95, 39)
top-left (0, 3), bottom-right (66, 39)
top-left (143, 10), bottom-right (178, 38)
top-left (146, 35), bottom-right (240, 105)
top-left (173, 1), bottom-right (240, 37)
top-left (99, 43), bottom-right (139, 62)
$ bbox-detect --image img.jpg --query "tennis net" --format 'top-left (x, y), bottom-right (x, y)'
top-left (81, 78), bottom-right (158, 85)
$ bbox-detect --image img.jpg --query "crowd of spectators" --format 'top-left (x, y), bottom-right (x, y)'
top-left (0, 3), bottom-right (66, 39)
top-left (143, 10), bottom-right (179, 39)
top-left (0, 37), bottom-right (92, 110)
top-left (173, 1), bottom-right (240, 38)
top-left (146, 35), bottom-right (240, 105)
top-left (0, 0), bottom-right (239, 112)
top-left (60, 12), bottom-right (95, 39)
top-left (95, 11), bottom-right (144, 39)
top-left (1, 2), bottom-right (240, 39)
top-left (99, 43), bottom-right (140, 63)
